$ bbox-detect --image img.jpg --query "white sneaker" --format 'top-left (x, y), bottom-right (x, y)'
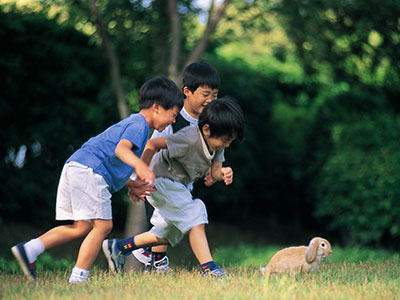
top-left (132, 248), bottom-right (152, 266)
top-left (151, 256), bottom-right (172, 274)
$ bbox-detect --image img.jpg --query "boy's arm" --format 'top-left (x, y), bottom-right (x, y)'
top-left (141, 137), bottom-right (168, 166)
top-left (115, 139), bottom-right (155, 183)
top-left (209, 162), bottom-right (233, 186)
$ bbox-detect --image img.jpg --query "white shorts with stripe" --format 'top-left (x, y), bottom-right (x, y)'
top-left (147, 177), bottom-right (208, 246)
top-left (55, 161), bottom-right (112, 221)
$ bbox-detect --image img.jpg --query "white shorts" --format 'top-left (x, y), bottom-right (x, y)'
top-left (147, 177), bottom-right (208, 246)
top-left (55, 161), bottom-right (112, 221)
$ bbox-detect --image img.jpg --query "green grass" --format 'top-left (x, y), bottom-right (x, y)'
top-left (1, 223), bottom-right (400, 299)
top-left (1, 246), bottom-right (399, 300)
top-left (1, 259), bottom-right (399, 300)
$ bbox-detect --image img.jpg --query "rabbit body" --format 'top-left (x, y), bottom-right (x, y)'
top-left (264, 237), bottom-right (332, 276)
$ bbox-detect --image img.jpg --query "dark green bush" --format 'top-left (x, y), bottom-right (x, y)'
top-left (310, 91), bottom-right (400, 245)
top-left (0, 8), bottom-right (124, 228)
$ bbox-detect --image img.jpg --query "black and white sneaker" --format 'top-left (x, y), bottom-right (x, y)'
top-left (11, 242), bottom-right (36, 281)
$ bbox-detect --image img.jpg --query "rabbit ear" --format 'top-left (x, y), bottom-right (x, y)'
top-left (305, 237), bottom-right (320, 263)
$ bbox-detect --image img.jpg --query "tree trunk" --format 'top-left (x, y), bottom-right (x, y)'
top-left (89, 0), bottom-right (232, 270)
top-left (123, 201), bottom-right (148, 270)
top-left (88, 0), bottom-right (129, 119)
top-left (168, 0), bottom-right (231, 85)
top-left (89, 0), bottom-right (145, 270)
top-left (167, 0), bottom-right (182, 85)
top-left (181, 0), bottom-right (231, 77)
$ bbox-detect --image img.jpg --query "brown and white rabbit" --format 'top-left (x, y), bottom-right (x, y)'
top-left (261, 237), bottom-right (332, 276)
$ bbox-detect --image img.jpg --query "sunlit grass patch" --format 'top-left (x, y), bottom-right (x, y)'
top-left (1, 243), bottom-right (399, 300)
top-left (1, 259), bottom-right (399, 300)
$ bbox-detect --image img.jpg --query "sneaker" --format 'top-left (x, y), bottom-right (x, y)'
top-left (145, 255), bottom-right (172, 274)
top-left (132, 248), bottom-right (152, 266)
top-left (11, 242), bottom-right (36, 281)
top-left (201, 266), bottom-right (226, 278)
top-left (102, 239), bottom-right (126, 273)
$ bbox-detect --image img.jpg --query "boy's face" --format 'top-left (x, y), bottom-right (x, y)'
top-left (183, 85), bottom-right (218, 119)
top-left (201, 124), bottom-right (236, 152)
top-left (153, 105), bottom-right (180, 132)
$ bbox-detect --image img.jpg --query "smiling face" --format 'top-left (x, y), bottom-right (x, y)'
top-left (183, 85), bottom-right (219, 119)
top-left (201, 124), bottom-right (236, 152)
top-left (153, 105), bottom-right (180, 132)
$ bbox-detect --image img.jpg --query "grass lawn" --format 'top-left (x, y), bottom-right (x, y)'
top-left (1, 260), bottom-right (399, 300)
top-left (1, 222), bottom-right (399, 299)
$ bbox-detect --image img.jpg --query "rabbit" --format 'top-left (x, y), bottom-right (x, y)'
top-left (261, 237), bottom-right (332, 276)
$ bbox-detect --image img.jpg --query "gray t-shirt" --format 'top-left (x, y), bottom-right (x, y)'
top-left (150, 126), bottom-right (225, 186)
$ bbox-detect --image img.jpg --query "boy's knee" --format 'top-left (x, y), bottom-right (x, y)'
top-left (93, 219), bottom-right (113, 235)
top-left (75, 220), bottom-right (93, 236)
top-left (104, 221), bottom-right (113, 235)
top-left (191, 224), bottom-right (206, 231)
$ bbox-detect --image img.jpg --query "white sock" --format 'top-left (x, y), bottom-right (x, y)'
top-left (24, 238), bottom-right (45, 263)
top-left (68, 266), bottom-right (90, 283)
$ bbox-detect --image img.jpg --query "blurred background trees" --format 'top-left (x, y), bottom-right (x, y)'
top-left (1, 0), bottom-right (399, 248)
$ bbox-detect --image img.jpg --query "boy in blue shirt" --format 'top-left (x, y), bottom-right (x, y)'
top-left (11, 77), bottom-right (183, 283)
top-left (103, 97), bottom-right (245, 277)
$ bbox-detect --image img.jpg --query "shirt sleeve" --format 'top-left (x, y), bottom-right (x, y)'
top-left (165, 128), bottom-right (191, 159)
top-left (213, 148), bottom-right (225, 163)
top-left (120, 120), bottom-right (148, 152)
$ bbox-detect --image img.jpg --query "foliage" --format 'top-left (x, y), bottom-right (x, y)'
top-left (0, 7), bottom-right (124, 227)
top-left (2, 0), bottom-right (400, 248)
top-left (309, 91), bottom-right (400, 245)
top-left (274, 0), bottom-right (400, 88)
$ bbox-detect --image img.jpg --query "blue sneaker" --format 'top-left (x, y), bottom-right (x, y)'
top-left (201, 266), bottom-right (226, 278)
top-left (11, 242), bottom-right (36, 281)
top-left (102, 239), bottom-right (126, 273)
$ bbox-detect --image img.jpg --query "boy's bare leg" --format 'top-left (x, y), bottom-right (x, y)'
top-left (189, 224), bottom-right (213, 264)
top-left (151, 245), bottom-right (168, 253)
top-left (39, 220), bottom-right (93, 250)
top-left (75, 219), bottom-right (112, 270)
top-left (134, 232), bottom-right (169, 247)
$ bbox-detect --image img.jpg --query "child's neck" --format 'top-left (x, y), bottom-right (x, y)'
top-left (139, 108), bottom-right (154, 128)
top-left (184, 103), bottom-right (200, 120)
top-left (198, 126), bottom-right (214, 155)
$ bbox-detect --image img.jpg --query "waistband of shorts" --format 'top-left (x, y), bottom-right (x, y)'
top-left (158, 177), bottom-right (193, 191)
top-left (66, 161), bottom-right (91, 170)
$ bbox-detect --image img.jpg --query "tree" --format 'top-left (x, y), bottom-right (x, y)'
top-left (167, 0), bottom-right (231, 84)
top-left (85, 0), bottom-right (232, 269)
top-left (0, 7), bottom-right (112, 227)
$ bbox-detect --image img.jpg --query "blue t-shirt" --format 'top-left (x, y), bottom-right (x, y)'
top-left (66, 113), bottom-right (149, 193)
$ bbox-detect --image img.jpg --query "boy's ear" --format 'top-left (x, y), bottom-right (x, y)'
top-left (201, 124), bottom-right (211, 137)
top-left (183, 87), bottom-right (192, 98)
top-left (153, 103), bottom-right (160, 113)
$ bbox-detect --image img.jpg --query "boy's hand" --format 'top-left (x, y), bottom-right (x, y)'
top-left (126, 179), bottom-right (156, 202)
top-left (135, 160), bottom-right (156, 184)
top-left (221, 167), bottom-right (233, 185)
top-left (204, 169), bottom-right (217, 187)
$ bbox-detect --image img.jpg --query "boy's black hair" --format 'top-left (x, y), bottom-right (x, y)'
top-left (139, 76), bottom-right (184, 110)
top-left (198, 96), bottom-right (245, 141)
top-left (182, 62), bottom-right (221, 93)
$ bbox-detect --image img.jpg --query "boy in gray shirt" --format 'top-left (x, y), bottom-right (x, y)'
top-left (103, 97), bottom-right (245, 277)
